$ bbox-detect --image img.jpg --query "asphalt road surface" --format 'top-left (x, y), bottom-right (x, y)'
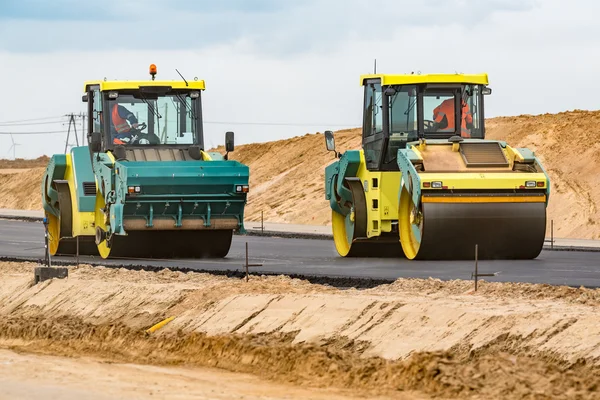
top-left (1, 219), bottom-right (599, 287)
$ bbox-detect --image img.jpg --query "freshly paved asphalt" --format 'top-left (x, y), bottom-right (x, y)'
top-left (0, 219), bottom-right (599, 287)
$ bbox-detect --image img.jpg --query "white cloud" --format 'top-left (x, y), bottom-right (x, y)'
top-left (0, 0), bottom-right (598, 158)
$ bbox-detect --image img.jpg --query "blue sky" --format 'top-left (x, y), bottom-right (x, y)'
top-left (0, 0), bottom-right (599, 158)
top-left (0, 0), bottom-right (537, 53)
top-left (0, 0), bottom-right (284, 19)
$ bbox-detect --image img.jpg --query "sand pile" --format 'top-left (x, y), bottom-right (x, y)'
top-left (0, 155), bottom-right (48, 169)
top-left (0, 167), bottom-right (44, 210)
top-left (1, 261), bottom-right (598, 399)
top-left (2, 109), bottom-right (600, 239)
top-left (213, 128), bottom-right (361, 225)
top-left (223, 110), bottom-right (600, 239)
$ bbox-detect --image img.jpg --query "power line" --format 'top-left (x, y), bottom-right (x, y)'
top-left (0, 130), bottom-right (68, 135)
top-left (204, 121), bottom-right (357, 127)
top-left (0, 120), bottom-right (66, 127)
top-left (0, 115), bottom-right (65, 124)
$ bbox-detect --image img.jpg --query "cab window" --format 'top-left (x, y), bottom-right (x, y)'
top-left (362, 82), bottom-right (385, 170)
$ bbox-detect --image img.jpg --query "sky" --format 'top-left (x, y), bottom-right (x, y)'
top-left (0, 0), bottom-right (598, 159)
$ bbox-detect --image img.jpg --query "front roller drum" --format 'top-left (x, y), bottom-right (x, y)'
top-left (95, 229), bottom-right (234, 259)
top-left (399, 189), bottom-right (547, 260)
top-left (94, 191), bottom-right (233, 259)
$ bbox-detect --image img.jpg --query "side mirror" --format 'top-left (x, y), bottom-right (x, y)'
top-left (482, 87), bottom-right (492, 95)
top-left (325, 130), bottom-right (335, 152)
top-left (82, 93), bottom-right (88, 103)
top-left (324, 130), bottom-right (340, 158)
top-left (225, 131), bottom-right (234, 152)
top-left (89, 131), bottom-right (102, 152)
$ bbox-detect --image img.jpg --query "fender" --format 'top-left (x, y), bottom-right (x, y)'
top-left (53, 180), bottom-right (73, 238)
top-left (41, 154), bottom-right (67, 217)
top-left (325, 150), bottom-right (362, 216)
top-left (397, 146), bottom-right (423, 207)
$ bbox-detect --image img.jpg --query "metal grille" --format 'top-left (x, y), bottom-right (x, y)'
top-left (125, 148), bottom-right (189, 161)
top-left (460, 142), bottom-right (509, 167)
top-left (82, 182), bottom-right (96, 196)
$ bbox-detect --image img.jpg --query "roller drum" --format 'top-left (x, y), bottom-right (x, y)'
top-left (416, 202), bottom-right (546, 260)
top-left (99, 230), bottom-right (233, 259)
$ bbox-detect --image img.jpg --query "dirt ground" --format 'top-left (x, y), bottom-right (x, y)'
top-left (0, 349), bottom-right (409, 400)
top-left (1, 261), bottom-right (598, 399)
top-left (1, 110), bottom-right (600, 239)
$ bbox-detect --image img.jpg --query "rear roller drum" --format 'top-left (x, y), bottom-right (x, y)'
top-left (332, 210), bottom-right (403, 257)
top-left (46, 212), bottom-right (62, 256)
top-left (46, 212), bottom-right (88, 256)
top-left (94, 192), bottom-right (113, 259)
top-left (332, 209), bottom-right (365, 257)
top-left (57, 237), bottom-right (98, 256)
top-left (332, 177), bottom-right (368, 257)
top-left (332, 176), bottom-right (403, 258)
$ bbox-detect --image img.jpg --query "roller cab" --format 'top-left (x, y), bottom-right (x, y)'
top-left (325, 73), bottom-right (550, 260)
top-left (42, 66), bottom-right (249, 259)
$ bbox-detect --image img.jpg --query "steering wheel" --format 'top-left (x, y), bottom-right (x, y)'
top-left (131, 122), bottom-right (147, 132)
top-left (423, 120), bottom-right (437, 132)
top-left (128, 122), bottom-right (161, 145)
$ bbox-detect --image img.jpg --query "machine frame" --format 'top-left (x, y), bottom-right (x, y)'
top-left (324, 73), bottom-right (550, 260)
top-left (41, 66), bottom-right (249, 259)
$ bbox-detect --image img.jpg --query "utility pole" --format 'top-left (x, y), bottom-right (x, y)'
top-left (64, 113), bottom-right (79, 153)
top-left (80, 112), bottom-right (86, 144)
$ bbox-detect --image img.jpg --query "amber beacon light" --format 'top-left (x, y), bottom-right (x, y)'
top-left (149, 64), bottom-right (157, 80)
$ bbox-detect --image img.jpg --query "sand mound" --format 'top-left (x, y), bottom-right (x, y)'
top-left (1, 262), bottom-right (598, 399)
top-left (213, 128), bottom-right (361, 225)
top-left (0, 155), bottom-right (49, 169)
top-left (0, 167), bottom-right (44, 210)
top-left (222, 110), bottom-right (600, 239)
top-left (2, 110), bottom-right (600, 239)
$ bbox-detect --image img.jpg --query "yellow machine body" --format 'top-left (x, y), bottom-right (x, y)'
top-left (325, 73), bottom-right (550, 260)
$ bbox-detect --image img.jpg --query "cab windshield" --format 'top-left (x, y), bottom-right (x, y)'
top-left (387, 84), bottom-right (483, 141)
top-left (421, 84), bottom-right (483, 139)
top-left (105, 91), bottom-right (200, 146)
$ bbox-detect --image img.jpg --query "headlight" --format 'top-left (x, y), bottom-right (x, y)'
top-left (235, 185), bottom-right (249, 193)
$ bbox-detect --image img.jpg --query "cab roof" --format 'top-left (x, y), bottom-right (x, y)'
top-left (360, 73), bottom-right (489, 86)
top-left (83, 80), bottom-right (206, 92)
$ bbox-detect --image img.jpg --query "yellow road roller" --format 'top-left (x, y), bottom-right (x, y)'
top-left (324, 73), bottom-right (550, 260)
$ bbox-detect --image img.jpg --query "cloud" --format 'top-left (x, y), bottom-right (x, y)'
top-left (0, 0), bottom-right (538, 54)
top-left (0, 0), bottom-right (599, 158)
